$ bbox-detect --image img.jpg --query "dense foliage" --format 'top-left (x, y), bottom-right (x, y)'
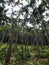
top-left (0, 44), bottom-right (49, 65)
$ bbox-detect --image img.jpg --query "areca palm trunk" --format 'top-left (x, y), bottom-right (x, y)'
top-left (31, 15), bottom-right (38, 46)
top-left (4, 25), bottom-right (14, 65)
top-left (4, 23), bottom-right (14, 65)
top-left (21, 34), bottom-right (24, 60)
top-left (4, 13), bottom-right (15, 65)
top-left (40, 32), bottom-right (44, 46)
top-left (25, 35), bottom-right (27, 51)
top-left (4, 38), bottom-right (12, 65)
top-left (42, 26), bottom-right (47, 45)
top-left (35, 7), bottom-right (49, 45)
top-left (0, 24), bottom-right (8, 43)
top-left (42, 22), bottom-right (49, 45)
top-left (34, 29), bottom-right (38, 46)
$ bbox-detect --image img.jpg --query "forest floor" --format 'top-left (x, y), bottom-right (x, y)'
top-left (0, 43), bottom-right (49, 65)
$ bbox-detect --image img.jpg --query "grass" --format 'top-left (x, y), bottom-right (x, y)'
top-left (0, 43), bottom-right (49, 65)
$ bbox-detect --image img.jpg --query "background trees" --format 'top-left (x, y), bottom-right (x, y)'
top-left (0, 0), bottom-right (49, 45)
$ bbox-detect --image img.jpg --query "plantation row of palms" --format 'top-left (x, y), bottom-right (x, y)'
top-left (0, 0), bottom-right (49, 65)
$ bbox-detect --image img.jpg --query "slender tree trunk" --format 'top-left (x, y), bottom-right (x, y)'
top-left (4, 19), bottom-right (15, 65)
top-left (34, 30), bottom-right (38, 46)
top-left (22, 45), bottom-right (24, 60)
top-left (42, 26), bottom-right (47, 45)
top-left (21, 34), bottom-right (24, 60)
top-left (4, 42), bottom-right (12, 65)
top-left (36, 7), bottom-right (49, 45)
top-left (31, 35), bottom-right (32, 45)
top-left (0, 25), bottom-right (8, 44)
top-left (41, 33), bottom-right (44, 46)
top-left (25, 36), bottom-right (27, 51)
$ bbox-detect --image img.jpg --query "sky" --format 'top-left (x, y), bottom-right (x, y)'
top-left (1, 0), bottom-right (49, 28)
top-left (5, 0), bottom-right (42, 17)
